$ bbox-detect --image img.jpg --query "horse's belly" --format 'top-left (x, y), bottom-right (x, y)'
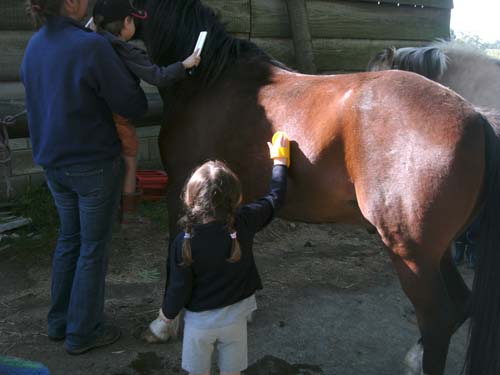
top-left (278, 171), bottom-right (366, 225)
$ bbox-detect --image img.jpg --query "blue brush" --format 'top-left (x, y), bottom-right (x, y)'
top-left (0, 356), bottom-right (51, 375)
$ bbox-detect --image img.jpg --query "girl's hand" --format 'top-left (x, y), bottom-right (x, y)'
top-left (182, 50), bottom-right (202, 69)
top-left (268, 132), bottom-right (290, 167)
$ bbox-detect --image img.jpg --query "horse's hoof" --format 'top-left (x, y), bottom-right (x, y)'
top-left (404, 340), bottom-right (423, 375)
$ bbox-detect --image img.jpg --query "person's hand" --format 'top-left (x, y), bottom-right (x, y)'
top-left (182, 50), bottom-right (201, 69)
top-left (268, 131), bottom-right (290, 167)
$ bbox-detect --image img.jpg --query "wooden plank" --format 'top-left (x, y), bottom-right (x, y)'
top-left (251, 38), bottom-right (296, 67)
top-left (356, 0), bottom-right (453, 9)
top-left (202, 0), bottom-right (251, 33)
top-left (252, 0), bottom-right (291, 38)
top-left (0, 217), bottom-right (31, 233)
top-left (312, 37), bottom-right (428, 71)
top-left (0, 0), bottom-right (452, 31)
top-left (0, 2), bottom-right (32, 30)
top-left (286, 0), bottom-right (317, 73)
top-left (252, 0), bottom-right (450, 40)
top-left (253, 36), bottom-right (428, 71)
top-left (307, 1), bottom-right (450, 40)
top-left (0, 0), bottom-right (250, 31)
top-left (0, 31), bottom-right (32, 81)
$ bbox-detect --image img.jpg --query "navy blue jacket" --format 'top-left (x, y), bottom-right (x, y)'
top-left (21, 16), bottom-right (148, 167)
top-left (163, 165), bottom-right (288, 319)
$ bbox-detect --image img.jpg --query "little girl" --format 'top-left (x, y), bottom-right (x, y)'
top-left (147, 132), bottom-right (290, 375)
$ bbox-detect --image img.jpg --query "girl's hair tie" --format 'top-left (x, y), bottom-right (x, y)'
top-left (230, 232), bottom-right (237, 240)
top-left (184, 233), bottom-right (191, 239)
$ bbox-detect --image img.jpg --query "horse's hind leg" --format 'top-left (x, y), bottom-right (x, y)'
top-left (440, 247), bottom-right (471, 329)
top-left (388, 248), bottom-right (459, 375)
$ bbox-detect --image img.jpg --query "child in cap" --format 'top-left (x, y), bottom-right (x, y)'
top-left (146, 132), bottom-right (291, 375)
top-left (92, 0), bottom-right (201, 223)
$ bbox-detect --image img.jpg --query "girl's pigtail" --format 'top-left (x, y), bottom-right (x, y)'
top-left (180, 221), bottom-right (194, 266)
top-left (226, 214), bottom-right (241, 263)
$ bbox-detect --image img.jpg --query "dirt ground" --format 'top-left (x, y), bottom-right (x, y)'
top-left (0, 211), bottom-right (474, 375)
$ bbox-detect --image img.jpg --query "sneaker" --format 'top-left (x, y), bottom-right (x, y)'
top-left (48, 334), bottom-right (65, 342)
top-left (48, 327), bottom-right (66, 342)
top-left (66, 325), bottom-right (121, 355)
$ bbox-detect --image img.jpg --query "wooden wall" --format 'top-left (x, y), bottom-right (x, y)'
top-left (0, 0), bottom-right (453, 137)
top-left (202, 0), bottom-right (452, 72)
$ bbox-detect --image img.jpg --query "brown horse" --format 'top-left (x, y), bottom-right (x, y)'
top-left (138, 1), bottom-right (500, 374)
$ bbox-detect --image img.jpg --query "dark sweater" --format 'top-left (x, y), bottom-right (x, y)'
top-left (101, 32), bottom-right (187, 88)
top-left (162, 165), bottom-right (288, 319)
top-left (20, 16), bottom-right (147, 168)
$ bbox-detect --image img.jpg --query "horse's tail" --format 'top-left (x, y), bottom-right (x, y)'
top-left (466, 109), bottom-right (500, 375)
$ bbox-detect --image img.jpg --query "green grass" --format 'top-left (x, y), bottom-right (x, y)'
top-left (2, 186), bottom-right (170, 255)
top-left (12, 184), bottom-right (59, 235)
top-left (1, 184), bottom-right (59, 255)
top-left (139, 199), bottom-right (169, 229)
top-left (486, 49), bottom-right (500, 59)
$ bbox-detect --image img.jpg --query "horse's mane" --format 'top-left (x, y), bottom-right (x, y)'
top-left (368, 40), bottom-right (500, 82)
top-left (142, 0), bottom-right (287, 87)
top-left (391, 44), bottom-right (448, 81)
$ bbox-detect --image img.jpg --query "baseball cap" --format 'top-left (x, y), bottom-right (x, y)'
top-left (93, 0), bottom-right (148, 26)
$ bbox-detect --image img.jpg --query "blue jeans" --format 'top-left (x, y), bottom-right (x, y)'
top-left (44, 157), bottom-right (123, 349)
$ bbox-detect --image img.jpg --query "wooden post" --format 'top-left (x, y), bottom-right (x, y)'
top-left (285, 0), bottom-right (316, 74)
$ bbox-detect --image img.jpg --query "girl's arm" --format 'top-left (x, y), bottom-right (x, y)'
top-left (104, 34), bottom-right (199, 89)
top-left (129, 49), bottom-right (200, 88)
top-left (238, 132), bottom-right (290, 233)
top-left (161, 239), bottom-right (193, 320)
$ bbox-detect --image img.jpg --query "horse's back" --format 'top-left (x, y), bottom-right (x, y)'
top-left (266, 69), bottom-right (484, 232)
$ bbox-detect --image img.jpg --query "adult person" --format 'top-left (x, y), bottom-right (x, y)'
top-left (22, 0), bottom-right (147, 354)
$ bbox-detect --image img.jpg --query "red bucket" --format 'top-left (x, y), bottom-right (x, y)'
top-left (136, 170), bottom-right (168, 201)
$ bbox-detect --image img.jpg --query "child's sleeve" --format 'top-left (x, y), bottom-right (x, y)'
top-left (87, 38), bottom-right (148, 120)
top-left (238, 165), bottom-right (288, 233)
top-left (121, 45), bottom-right (186, 88)
top-left (161, 239), bottom-right (193, 320)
